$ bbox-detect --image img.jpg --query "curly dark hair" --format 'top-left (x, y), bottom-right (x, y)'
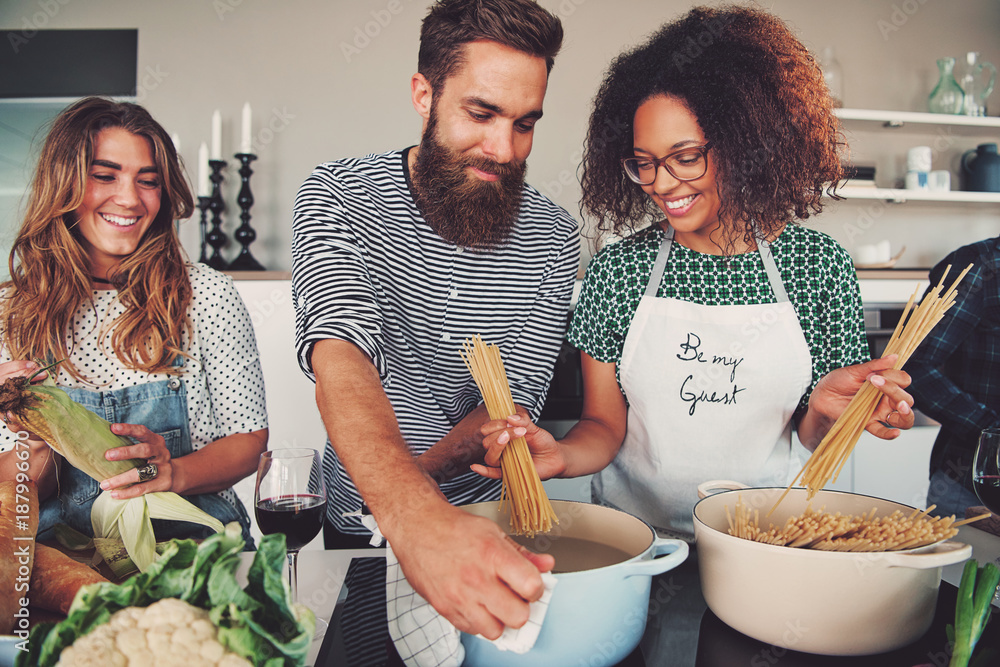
top-left (418, 0), bottom-right (563, 92)
top-left (580, 5), bottom-right (845, 254)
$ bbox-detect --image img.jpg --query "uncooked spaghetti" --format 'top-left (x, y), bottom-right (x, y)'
top-left (460, 335), bottom-right (558, 536)
top-left (771, 264), bottom-right (973, 515)
top-left (728, 495), bottom-right (988, 552)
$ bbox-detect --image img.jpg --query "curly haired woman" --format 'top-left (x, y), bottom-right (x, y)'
top-left (0, 97), bottom-right (267, 544)
top-left (478, 6), bottom-right (916, 538)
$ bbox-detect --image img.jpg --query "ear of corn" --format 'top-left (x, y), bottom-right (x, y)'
top-left (19, 385), bottom-right (144, 480)
top-left (92, 490), bottom-right (224, 575)
top-left (3, 378), bottom-right (225, 573)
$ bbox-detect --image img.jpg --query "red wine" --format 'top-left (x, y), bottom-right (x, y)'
top-left (973, 475), bottom-right (1000, 514)
top-left (256, 494), bottom-right (326, 551)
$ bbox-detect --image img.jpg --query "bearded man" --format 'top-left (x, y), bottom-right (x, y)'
top-left (291, 0), bottom-right (578, 641)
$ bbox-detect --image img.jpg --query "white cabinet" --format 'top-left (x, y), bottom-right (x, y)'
top-left (819, 108), bottom-right (1000, 269)
top-left (791, 425), bottom-right (937, 509)
top-left (851, 427), bottom-right (938, 509)
top-left (232, 277), bottom-right (329, 551)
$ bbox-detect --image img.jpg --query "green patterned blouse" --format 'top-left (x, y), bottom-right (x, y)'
top-left (568, 223), bottom-right (869, 412)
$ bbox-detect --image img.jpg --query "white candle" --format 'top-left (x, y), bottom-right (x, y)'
top-left (240, 102), bottom-right (252, 154)
top-left (198, 142), bottom-right (210, 197)
top-left (169, 133), bottom-right (180, 154)
top-left (210, 110), bottom-right (222, 160)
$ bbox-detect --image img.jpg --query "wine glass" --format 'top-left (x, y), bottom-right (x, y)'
top-left (255, 448), bottom-right (328, 637)
top-left (973, 428), bottom-right (1000, 515)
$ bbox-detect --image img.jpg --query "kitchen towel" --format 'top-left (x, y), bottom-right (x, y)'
top-left (385, 543), bottom-right (557, 667)
top-left (352, 512), bottom-right (557, 667)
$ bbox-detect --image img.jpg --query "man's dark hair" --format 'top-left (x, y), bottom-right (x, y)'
top-left (418, 0), bottom-right (563, 91)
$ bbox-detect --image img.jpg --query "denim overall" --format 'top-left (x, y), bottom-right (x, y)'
top-left (36, 365), bottom-right (253, 546)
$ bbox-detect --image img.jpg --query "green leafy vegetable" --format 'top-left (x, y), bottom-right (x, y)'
top-left (948, 559), bottom-right (1000, 667)
top-left (16, 523), bottom-right (315, 667)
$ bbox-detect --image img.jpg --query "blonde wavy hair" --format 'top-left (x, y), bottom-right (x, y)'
top-left (1, 97), bottom-right (195, 380)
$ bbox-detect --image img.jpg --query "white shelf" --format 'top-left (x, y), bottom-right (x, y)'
top-left (835, 107), bottom-right (1000, 130)
top-left (836, 185), bottom-right (1000, 203)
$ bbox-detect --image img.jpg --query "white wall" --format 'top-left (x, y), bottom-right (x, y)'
top-left (231, 279), bottom-right (327, 549)
top-left (2, 0), bottom-right (999, 273)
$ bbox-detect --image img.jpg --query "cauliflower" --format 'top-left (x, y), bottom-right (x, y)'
top-left (55, 598), bottom-right (252, 667)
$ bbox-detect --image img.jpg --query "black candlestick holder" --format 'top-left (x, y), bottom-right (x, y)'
top-left (205, 160), bottom-right (229, 270)
top-left (228, 153), bottom-right (265, 271)
top-left (196, 196), bottom-right (211, 264)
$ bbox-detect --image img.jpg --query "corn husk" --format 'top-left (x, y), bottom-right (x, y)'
top-left (0, 372), bottom-right (223, 573)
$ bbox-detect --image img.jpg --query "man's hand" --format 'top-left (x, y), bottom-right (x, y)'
top-left (311, 340), bottom-right (553, 637)
top-left (416, 404), bottom-right (491, 485)
top-left (387, 500), bottom-right (554, 639)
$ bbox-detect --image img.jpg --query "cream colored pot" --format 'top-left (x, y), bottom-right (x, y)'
top-left (693, 481), bottom-right (972, 656)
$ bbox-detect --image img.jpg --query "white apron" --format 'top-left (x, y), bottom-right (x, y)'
top-left (592, 225), bottom-right (813, 538)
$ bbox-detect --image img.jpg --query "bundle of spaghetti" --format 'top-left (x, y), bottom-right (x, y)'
top-left (770, 263), bottom-right (974, 515)
top-left (460, 335), bottom-right (558, 536)
top-left (727, 496), bottom-right (989, 552)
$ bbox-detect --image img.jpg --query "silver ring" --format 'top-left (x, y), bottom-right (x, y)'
top-left (136, 463), bottom-right (158, 482)
top-left (878, 411), bottom-right (897, 429)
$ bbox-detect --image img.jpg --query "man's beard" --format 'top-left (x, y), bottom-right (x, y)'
top-left (410, 114), bottom-right (526, 250)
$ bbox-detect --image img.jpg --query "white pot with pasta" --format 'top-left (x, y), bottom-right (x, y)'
top-left (692, 481), bottom-right (973, 656)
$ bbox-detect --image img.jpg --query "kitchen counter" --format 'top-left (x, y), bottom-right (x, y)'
top-left (274, 525), bottom-right (1000, 667)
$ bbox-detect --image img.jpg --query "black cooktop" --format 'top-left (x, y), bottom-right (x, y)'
top-left (314, 556), bottom-right (999, 667)
top-left (314, 556), bottom-right (643, 667)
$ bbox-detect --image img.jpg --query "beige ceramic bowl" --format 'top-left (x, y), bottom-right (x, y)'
top-left (693, 481), bottom-right (971, 656)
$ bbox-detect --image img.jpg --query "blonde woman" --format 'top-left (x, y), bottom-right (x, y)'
top-left (0, 97), bottom-right (268, 544)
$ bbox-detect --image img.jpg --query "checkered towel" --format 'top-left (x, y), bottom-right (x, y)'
top-left (356, 513), bottom-right (557, 667)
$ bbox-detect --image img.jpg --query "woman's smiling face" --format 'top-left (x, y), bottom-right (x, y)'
top-left (74, 126), bottom-right (162, 277)
top-left (632, 94), bottom-right (724, 254)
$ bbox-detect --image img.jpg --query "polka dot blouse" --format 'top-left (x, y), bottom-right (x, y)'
top-left (0, 263), bottom-right (268, 505)
top-left (568, 223), bottom-right (870, 412)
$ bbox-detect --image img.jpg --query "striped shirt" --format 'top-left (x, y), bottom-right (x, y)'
top-left (291, 148), bottom-right (580, 534)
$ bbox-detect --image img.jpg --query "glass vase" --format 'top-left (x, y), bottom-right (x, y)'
top-left (819, 46), bottom-right (844, 108)
top-left (928, 57), bottom-right (965, 114)
top-left (956, 51), bottom-right (996, 116)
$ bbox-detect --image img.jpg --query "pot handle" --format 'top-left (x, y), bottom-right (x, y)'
top-left (622, 538), bottom-right (689, 578)
top-left (879, 541), bottom-right (972, 570)
top-left (697, 480), bottom-right (750, 499)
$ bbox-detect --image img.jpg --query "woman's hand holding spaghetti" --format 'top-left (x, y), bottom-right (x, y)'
top-left (473, 410), bottom-right (565, 480)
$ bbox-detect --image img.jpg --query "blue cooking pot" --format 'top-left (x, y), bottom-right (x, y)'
top-left (460, 500), bottom-right (688, 667)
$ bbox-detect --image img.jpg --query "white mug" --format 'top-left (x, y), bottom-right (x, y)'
top-left (928, 170), bottom-right (951, 191)
top-left (906, 146), bottom-right (933, 173)
top-left (905, 171), bottom-right (929, 190)
top-left (855, 245), bottom-right (878, 265)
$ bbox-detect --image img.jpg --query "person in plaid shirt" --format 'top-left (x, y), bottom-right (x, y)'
top-left (908, 237), bottom-right (1000, 517)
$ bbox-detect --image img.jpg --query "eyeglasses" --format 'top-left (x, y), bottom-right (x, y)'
top-left (620, 143), bottom-right (712, 185)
